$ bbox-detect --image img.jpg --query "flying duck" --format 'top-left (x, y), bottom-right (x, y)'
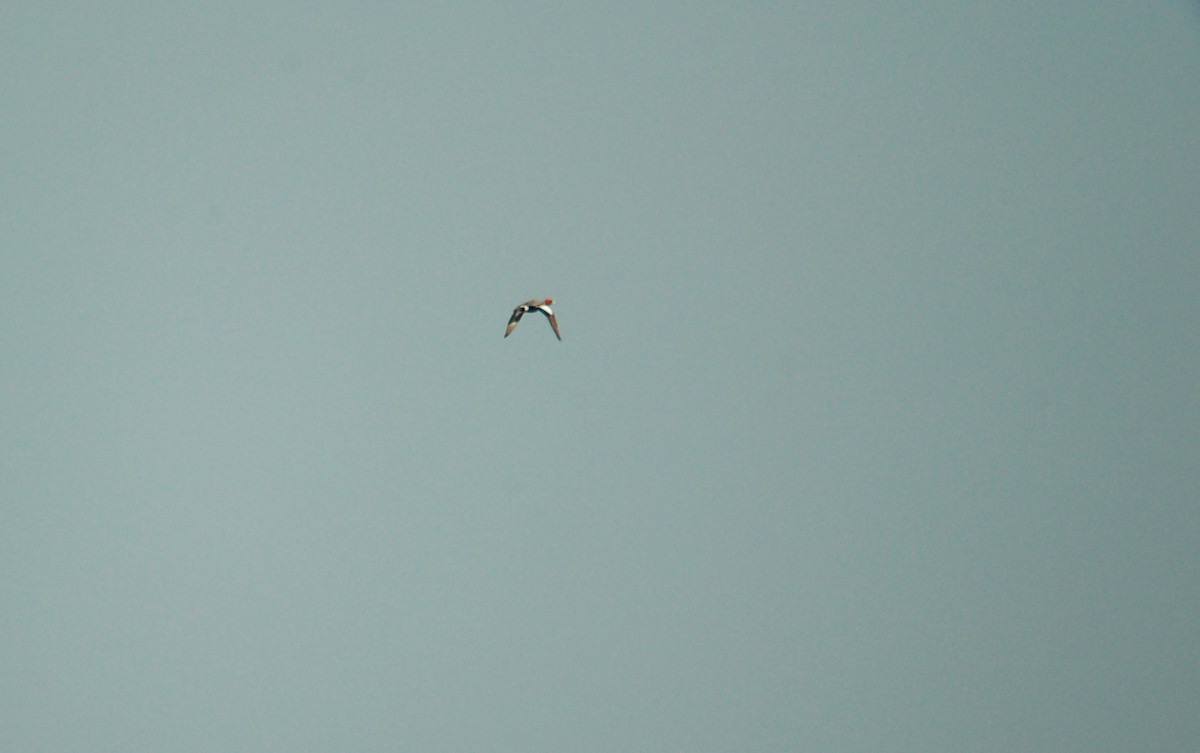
top-left (505, 298), bottom-right (561, 341)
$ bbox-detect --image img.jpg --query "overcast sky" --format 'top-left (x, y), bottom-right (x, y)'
top-left (3, 3), bottom-right (1199, 751)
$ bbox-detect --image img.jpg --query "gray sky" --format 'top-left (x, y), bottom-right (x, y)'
top-left (3, 3), bottom-right (1199, 751)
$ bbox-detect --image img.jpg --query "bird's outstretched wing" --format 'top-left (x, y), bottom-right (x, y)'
top-left (504, 307), bottom-right (525, 338)
top-left (539, 307), bottom-right (562, 341)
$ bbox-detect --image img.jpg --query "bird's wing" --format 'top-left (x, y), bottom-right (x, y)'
top-left (538, 306), bottom-right (562, 341)
top-left (504, 307), bottom-right (525, 337)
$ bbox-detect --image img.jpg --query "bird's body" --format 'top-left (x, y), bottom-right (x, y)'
top-left (505, 298), bottom-right (561, 341)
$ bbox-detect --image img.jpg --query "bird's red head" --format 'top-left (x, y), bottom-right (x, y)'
top-left (544, 298), bottom-right (554, 305)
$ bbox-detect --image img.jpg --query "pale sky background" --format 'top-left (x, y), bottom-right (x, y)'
top-left (3, 3), bottom-right (1199, 751)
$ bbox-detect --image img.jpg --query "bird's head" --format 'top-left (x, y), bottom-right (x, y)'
top-left (544, 297), bottom-right (554, 305)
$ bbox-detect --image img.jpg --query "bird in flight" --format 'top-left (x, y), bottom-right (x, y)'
top-left (505, 298), bottom-right (561, 341)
